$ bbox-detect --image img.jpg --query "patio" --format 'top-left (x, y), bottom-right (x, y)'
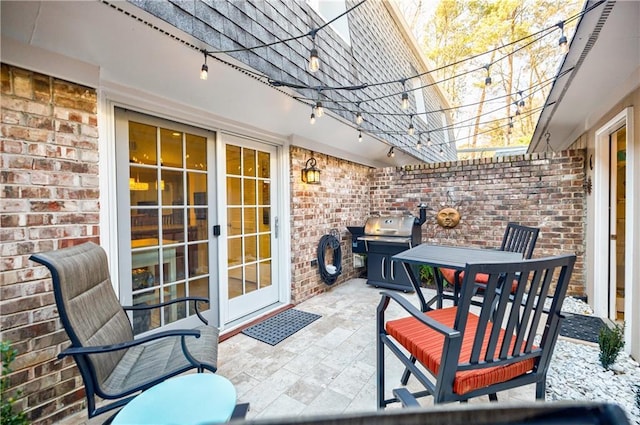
top-left (60, 278), bottom-right (562, 424)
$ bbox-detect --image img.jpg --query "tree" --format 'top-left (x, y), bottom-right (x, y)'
top-left (407, 0), bottom-right (582, 158)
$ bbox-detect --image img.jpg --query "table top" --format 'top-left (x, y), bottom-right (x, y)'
top-left (393, 243), bottom-right (524, 270)
top-left (112, 373), bottom-right (237, 425)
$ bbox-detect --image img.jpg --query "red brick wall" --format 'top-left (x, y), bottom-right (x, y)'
top-left (1, 64), bottom-right (99, 424)
top-left (289, 147), bottom-right (372, 303)
top-left (370, 151), bottom-right (586, 295)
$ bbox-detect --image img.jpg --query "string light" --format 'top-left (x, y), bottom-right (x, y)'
top-left (315, 100), bottom-right (324, 118)
top-left (407, 115), bottom-right (415, 136)
top-left (484, 64), bottom-right (492, 86)
top-left (517, 91), bottom-right (526, 111)
top-left (427, 133), bottom-right (432, 146)
top-left (557, 21), bottom-right (569, 54)
top-left (200, 53), bottom-right (208, 80)
top-left (416, 137), bottom-right (422, 150)
top-left (358, 129), bottom-right (363, 143)
top-left (191, 0), bottom-right (600, 153)
top-left (355, 103), bottom-right (363, 125)
top-left (309, 31), bottom-right (320, 72)
top-left (387, 147), bottom-right (395, 158)
top-left (310, 106), bottom-right (316, 125)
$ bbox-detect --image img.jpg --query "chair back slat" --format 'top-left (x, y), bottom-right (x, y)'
top-left (457, 255), bottom-right (575, 371)
top-left (500, 222), bottom-right (540, 259)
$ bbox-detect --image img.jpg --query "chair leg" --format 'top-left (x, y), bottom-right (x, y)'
top-left (400, 356), bottom-right (416, 385)
top-left (231, 403), bottom-right (250, 419)
top-left (489, 393), bottom-right (498, 402)
top-left (377, 333), bottom-right (385, 409)
top-left (535, 380), bottom-right (546, 400)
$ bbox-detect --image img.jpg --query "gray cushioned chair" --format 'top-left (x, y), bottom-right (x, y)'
top-left (30, 242), bottom-right (220, 420)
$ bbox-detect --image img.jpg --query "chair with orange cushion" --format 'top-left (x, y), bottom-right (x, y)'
top-left (437, 222), bottom-right (540, 306)
top-left (377, 254), bottom-right (575, 407)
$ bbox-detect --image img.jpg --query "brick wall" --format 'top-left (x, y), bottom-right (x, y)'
top-left (370, 151), bottom-right (587, 295)
top-left (0, 64), bottom-right (99, 424)
top-left (289, 146), bottom-right (371, 303)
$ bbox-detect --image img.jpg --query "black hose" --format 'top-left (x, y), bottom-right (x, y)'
top-left (317, 234), bottom-right (342, 285)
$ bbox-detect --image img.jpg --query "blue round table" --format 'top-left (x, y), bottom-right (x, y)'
top-left (112, 373), bottom-right (237, 424)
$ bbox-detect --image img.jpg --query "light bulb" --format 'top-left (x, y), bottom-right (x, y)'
top-left (355, 112), bottom-right (363, 125)
top-left (485, 76), bottom-right (492, 86)
top-left (416, 140), bottom-right (422, 150)
top-left (309, 48), bottom-right (320, 72)
top-left (358, 130), bottom-right (363, 143)
top-left (310, 112), bottom-right (316, 125)
top-left (559, 35), bottom-right (569, 54)
top-left (200, 63), bottom-right (208, 80)
top-left (315, 101), bottom-right (324, 118)
top-left (401, 92), bottom-right (409, 110)
top-left (408, 123), bottom-right (415, 136)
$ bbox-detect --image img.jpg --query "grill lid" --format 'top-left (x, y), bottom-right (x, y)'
top-left (363, 216), bottom-right (417, 237)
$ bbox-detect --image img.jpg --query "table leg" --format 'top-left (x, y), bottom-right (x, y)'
top-left (401, 262), bottom-right (431, 312)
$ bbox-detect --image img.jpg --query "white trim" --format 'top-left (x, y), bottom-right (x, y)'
top-left (1, 37), bottom-right (100, 88)
top-left (623, 107), bottom-right (638, 359)
top-left (98, 94), bottom-right (120, 297)
top-left (593, 107), bottom-right (636, 357)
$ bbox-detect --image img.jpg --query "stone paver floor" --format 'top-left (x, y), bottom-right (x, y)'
top-left (60, 278), bottom-right (539, 424)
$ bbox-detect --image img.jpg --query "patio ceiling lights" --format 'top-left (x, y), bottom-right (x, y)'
top-left (301, 157), bottom-right (321, 184)
top-left (309, 30), bottom-right (320, 73)
top-left (200, 52), bottom-right (208, 80)
top-left (194, 0), bottom-right (602, 156)
top-left (557, 21), bottom-right (569, 54)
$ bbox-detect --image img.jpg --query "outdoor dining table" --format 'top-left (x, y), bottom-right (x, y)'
top-left (392, 243), bottom-right (524, 311)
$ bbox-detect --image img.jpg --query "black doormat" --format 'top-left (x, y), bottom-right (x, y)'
top-left (242, 309), bottom-right (321, 346)
top-left (560, 313), bottom-right (606, 343)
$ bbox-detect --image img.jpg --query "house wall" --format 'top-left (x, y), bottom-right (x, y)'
top-left (0, 64), bottom-right (99, 423)
top-left (1, 63), bottom-right (589, 424)
top-left (578, 86), bottom-right (640, 360)
top-left (128, 0), bottom-right (456, 161)
top-left (369, 150), bottom-right (587, 295)
top-left (289, 146), bottom-right (371, 303)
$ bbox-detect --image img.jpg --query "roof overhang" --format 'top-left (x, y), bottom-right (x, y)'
top-left (0, 0), bottom-right (421, 167)
top-left (529, 0), bottom-right (640, 152)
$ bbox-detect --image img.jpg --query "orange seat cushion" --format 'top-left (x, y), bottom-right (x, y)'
top-left (474, 274), bottom-right (519, 293)
top-left (386, 307), bottom-right (535, 395)
top-left (440, 267), bottom-right (463, 285)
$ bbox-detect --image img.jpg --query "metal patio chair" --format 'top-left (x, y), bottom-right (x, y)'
top-left (439, 222), bottom-right (540, 305)
top-left (377, 254), bottom-right (576, 407)
top-left (30, 242), bottom-right (222, 420)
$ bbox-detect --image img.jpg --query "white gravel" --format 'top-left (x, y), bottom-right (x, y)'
top-left (546, 297), bottom-right (640, 424)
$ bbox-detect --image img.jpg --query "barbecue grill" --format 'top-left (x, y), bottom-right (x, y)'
top-left (353, 205), bottom-right (428, 291)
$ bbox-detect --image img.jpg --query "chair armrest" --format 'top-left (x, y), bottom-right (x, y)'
top-left (379, 291), bottom-right (460, 338)
top-left (123, 296), bottom-right (209, 325)
top-left (58, 329), bottom-right (201, 358)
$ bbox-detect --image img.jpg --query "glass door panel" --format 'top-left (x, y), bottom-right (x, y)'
top-left (223, 136), bottom-right (278, 321)
top-left (118, 112), bottom-right (215, 335)
top-left (610, 126), bottom-right (626, 322)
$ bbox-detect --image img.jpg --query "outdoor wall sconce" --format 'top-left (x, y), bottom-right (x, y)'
top-left (301, 157), bottom-right (321, 184)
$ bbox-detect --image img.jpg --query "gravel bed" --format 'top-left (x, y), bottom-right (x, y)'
top-left (546, 297), bottom-right (640, 424)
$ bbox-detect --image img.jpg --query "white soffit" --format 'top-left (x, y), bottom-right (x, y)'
top-left (530, 0), bottom-right (640, 152)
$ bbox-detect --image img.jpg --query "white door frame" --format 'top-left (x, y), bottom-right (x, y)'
top-left (593, 107), bottom-right (636, 355)
top-left (217, 132), bottom-right (284, 324)
top-left (99, 82), bottom-right (292, 332)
